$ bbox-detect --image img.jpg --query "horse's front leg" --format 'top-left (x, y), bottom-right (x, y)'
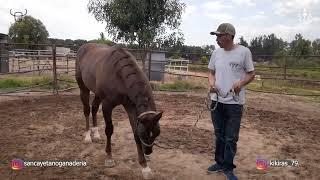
top-left (124, 104), bottom-right (153, 179)
top-left (133, 128), bottom-right (153, 179)
top-left (134, 134), bottom-right (147, 167)
top-left (91, 96), bottom-right (101, 141)
top-left (102, 102), bottom-right (116, 168)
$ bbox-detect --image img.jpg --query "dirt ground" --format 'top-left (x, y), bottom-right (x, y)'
top-left (0, 90), bottom-right (319, 180)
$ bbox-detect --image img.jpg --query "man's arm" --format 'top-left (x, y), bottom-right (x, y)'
top-left (233, 71), bottom-right (255, 93)
top-left (241, 70), bottom-right (255, 86)
top-left (208, 69), bottom-right (216, 92)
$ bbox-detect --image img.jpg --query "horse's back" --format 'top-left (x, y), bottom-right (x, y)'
top-left (76, 43), bottom-right (113, 92)
top-left (76, 43), bottom-right (111, 65)
top-left (76, 43), bottom-right (147, 101)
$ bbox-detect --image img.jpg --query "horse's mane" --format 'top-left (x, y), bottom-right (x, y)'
top-left (109, 48), bottom-right (151, 107)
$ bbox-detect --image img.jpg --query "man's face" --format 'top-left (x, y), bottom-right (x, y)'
top-left (216, 33), bottom-right (231, 48)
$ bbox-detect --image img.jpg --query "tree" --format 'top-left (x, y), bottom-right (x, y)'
top-left (249, 34), bottom-right (287, 55)
top-left (158, 30), bottom-right (184, 50)
top-left (48, 38), bottom-right (65, 45)
top-left (89, 32), bottom-right (113, 45)
top-left (249, 36), bottom-right (263, 54)
top-left (73, 39), bottom-right (88, 47)
top-left (88, 0), bottom-right (185, 71)
top-left (64, 39), bottom-right (74, 46)
top-left (312, 38), bottom-right (320, 55)
top-left (239, 36), bottom-right (248, 47)
top-left (262, 34), bottom-right (287, 55)
top-left (203, 45), bottom-right (215, 55)
top-left (8, 15), bottom-right (49, 45)
top-left (289, 34), bottom-right (312, 57)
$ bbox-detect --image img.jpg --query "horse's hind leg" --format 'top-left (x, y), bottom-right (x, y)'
top-left (76, 71), bottom-right (92, 143)
top-left (80, 88), bottom-right (92, 143)
top-left (91, 96), bottom-right (101, 141)
top-left (102, 101), bottom-right (116, 168)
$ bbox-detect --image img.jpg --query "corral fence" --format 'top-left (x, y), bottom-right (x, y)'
top-left (0, 42), bottom-right (169, 95)
top-left (0, 42), bottom-right (319, 97)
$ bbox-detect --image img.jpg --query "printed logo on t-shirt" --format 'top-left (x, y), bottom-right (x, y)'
top-left (229, 62), bottom-right (242, 72)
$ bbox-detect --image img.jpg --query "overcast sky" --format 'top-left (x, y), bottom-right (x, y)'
top-left (1, 0), bottom-right (320, 47)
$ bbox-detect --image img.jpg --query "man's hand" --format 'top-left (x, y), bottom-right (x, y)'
top-left (232, 80), bottom-right (243, 94)
top-left (232, 71), bottom-right (255, 94)
top-left (209, 84), bottom-right (217, 93)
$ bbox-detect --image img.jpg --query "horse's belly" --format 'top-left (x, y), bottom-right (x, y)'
top-left (81, 73), bottom-right (96, 93)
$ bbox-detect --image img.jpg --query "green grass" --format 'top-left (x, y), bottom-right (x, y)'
top-left (189, 64), bottom-right (208, 72)
top-left (255, 66), bottom-right (320, 80)
top-left (152, 75), bottom-right (319, 102)
top-left (248, 79), bottom-right (320, 103)
top-left (248, 79), bottom-right (319, 94)
top-left (0, 75), bottom-right (77, 92)
top-left (189, 64), bottom-right (320, 80)
top-left (0, 76), bottom-right (52, 90)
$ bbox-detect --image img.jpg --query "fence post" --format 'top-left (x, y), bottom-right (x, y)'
top-left (66, 54), bottom-right (69, 75)
top-left (148, 50), bottom-right (151, 81)
top-left (37, 50), bottom-right (40, 76)
top-left (283, 56), bottom-right (287, 80)
top-left (18, 57), bottom-right (20, 72)
top-left (0, 44), bottom-right (3, 72)
top-left (52, 44), bottom-right (58, 95)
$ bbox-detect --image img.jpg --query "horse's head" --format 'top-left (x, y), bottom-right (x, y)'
top-left (137, 111), bottom-right (163, 155)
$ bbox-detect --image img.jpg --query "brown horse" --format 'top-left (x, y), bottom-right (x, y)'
top-left (76, 43), bottom-right (162, 178)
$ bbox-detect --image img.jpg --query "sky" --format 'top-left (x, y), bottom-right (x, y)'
top-left (0, 0), bottom-right (320, 47)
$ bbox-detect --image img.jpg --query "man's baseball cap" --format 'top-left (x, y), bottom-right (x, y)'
top-left (210, 23), bottom-right (236, 36)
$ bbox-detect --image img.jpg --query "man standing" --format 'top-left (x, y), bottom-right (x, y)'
top-left (207, 23), bottom-right (255, 180)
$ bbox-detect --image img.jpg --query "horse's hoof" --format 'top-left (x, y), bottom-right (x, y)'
top-left (142, 166), bottom-right (153, 180)
top-left (144, 154), bottom-right (151, 161)
top-left (84, 137), bottom-right (92, 143)
top-left (84, 131), bottom-right (92, 143)
top-left (92, 134), bottom-right (101, 142)
top-left (91, 127), bottom-right (101, 141)
top-left (105, 159), bottom-right (116, 168)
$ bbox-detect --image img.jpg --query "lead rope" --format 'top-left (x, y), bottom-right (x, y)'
top-left (154, 89), bottom-right (239, 150)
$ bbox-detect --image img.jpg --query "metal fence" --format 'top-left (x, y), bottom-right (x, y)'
top-left (0, 42), bottom-right (319, 97)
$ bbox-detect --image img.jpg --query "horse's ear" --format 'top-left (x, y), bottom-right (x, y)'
top-left (138, 111), bottom-right (163, 125)
top-left (153, 111), bottom-right (163, 123)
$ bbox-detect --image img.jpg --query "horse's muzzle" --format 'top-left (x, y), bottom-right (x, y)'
top-left (143, 146), bottom-right (153, 155)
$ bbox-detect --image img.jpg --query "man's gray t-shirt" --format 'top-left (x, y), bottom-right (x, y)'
top-left (208, 45), bottom-right (254, 104)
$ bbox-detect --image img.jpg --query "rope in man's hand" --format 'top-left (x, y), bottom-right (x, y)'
top-left (155, 89), bottom-right (240, 150)
top-left (207, 87), bottom-right (240, 112)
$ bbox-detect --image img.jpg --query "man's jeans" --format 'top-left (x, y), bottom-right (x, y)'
top-left (211, 101), bottom-right (243, 171)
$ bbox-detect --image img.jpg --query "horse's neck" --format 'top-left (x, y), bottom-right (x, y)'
top-left (135, 92), bottom-right (156, 116)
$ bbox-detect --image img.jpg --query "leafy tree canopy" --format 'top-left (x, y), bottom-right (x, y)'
top-left (8, 15), bottom-right (49, 44)
top-left (88, 0), bottom-right (186, 49)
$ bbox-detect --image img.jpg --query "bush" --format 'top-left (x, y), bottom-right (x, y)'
top-left (200, 56), bottom-right (209, 64)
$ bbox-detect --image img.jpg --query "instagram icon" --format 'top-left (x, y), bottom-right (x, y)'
top-left (11, 159), bottom-right (24, 170)
top-left (256, 159), bottom-right (268, 170)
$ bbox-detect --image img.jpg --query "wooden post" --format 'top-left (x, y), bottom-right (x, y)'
top-left (0, 44), bottom-right (3, 73)
top-left (148, 50), bottom-right (151, 81)
top-left (52, 44), bottom-right (58, 95)
top-left (283, 56), bottom-right (287, 80)
top-left (37, 50), bottom-right (40, 76)
top-left (12, 58), bottom-right (14, 72)
top-left (66, 54), bottom-right (69, 75)
top-left (18, 57), bottom-right (20, 72)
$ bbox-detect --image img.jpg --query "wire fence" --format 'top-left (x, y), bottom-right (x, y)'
top-left (0, 42), bottom-right (319, 97)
